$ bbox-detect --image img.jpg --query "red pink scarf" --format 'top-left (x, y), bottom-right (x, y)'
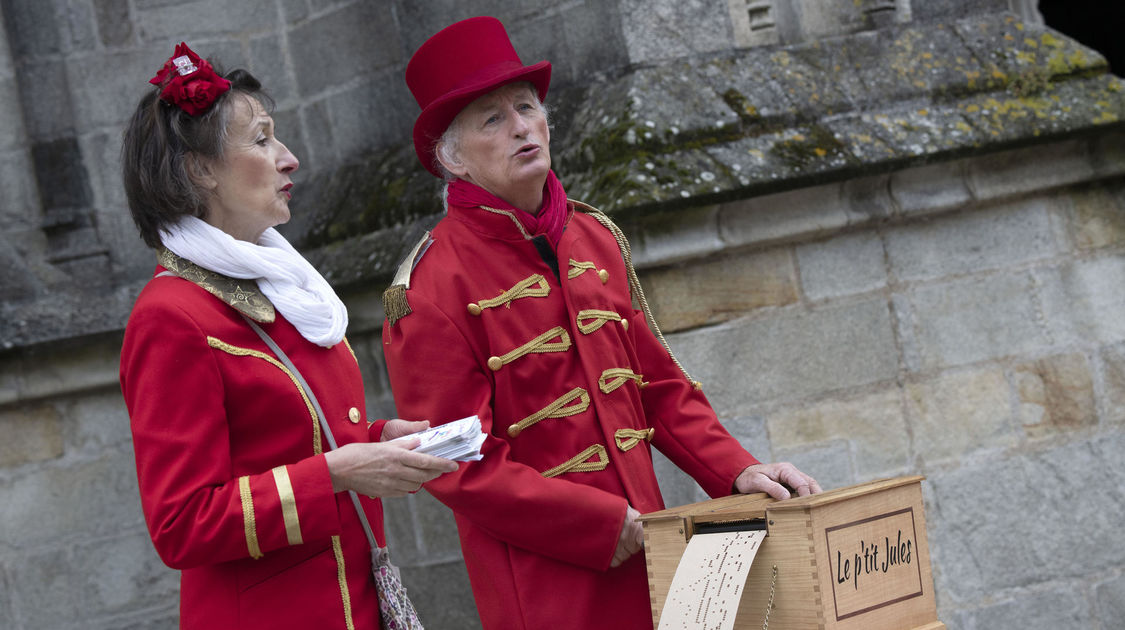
top-left (447, 171), bottom-right (568, 248)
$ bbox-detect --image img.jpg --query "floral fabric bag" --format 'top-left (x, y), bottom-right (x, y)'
top-left (371, 546), bottom-right (423, 629)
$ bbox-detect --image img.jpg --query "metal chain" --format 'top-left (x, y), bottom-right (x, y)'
top-left (762, 564), bottom-right (778, 630)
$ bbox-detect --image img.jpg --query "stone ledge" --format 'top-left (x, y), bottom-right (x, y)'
top-left (628, 130), bottom-right (1125, 263)
top-left (0, 333), bottom-right (124, 407)
top-left (558, 13), bottom-right (1125, 212)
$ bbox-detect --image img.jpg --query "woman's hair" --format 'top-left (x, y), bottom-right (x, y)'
top-left (121, 65), bottom-right (273, 249)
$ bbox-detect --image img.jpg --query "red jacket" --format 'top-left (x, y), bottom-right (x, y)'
top-left (382, 201), bottom-right (759, 629)
top-left (120, 253), bottom-right (386, 629)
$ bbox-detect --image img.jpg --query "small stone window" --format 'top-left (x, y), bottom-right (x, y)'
top-left (729, 0), bottom-right (915, 48)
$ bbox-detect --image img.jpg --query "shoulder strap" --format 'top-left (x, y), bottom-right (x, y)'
top-left (383, 231), bottom-right (435, 327)
top-left (239, 314), bottom-right (381, 551)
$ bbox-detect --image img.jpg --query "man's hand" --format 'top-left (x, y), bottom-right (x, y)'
top-left (735, 462), bottom-right (822, 500)
top-left (611, 505), bottom-right (644, 568)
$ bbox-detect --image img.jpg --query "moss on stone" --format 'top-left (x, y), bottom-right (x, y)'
top-left (768, 125), bottom-right (849, 170)
top-left (1007, 66), bottom-right (1052, 98)
top-left (721, 88), bottom-right (763, 126)
top-left (297, 150), bottom-right (442, 251)
top-left (570, 115), bottom-right (647, 171)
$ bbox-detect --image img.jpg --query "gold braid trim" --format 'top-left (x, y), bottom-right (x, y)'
top-left (342, 337), bottom-right (358, 364)
top-left (382, 284), bottom-right (411, 327)
top-left (568, 259), bottom-right (597, 279)
top-left (479, 206), bottom-right (533, 239)
top-left (599, 367), bottom-right (644, 394)
top-left (541, 444), bottom-right (609, 478)
top-left (238, 476), bottom-right (263, 559)
top-left (207, 337), bottom-right (323, 455)
top-left (568, 259), bottom-right (609, 284)
top-left (331, 535), bottom-right (356, 630)
top-left (487, 326), bottom-right (571, 372)
top-left (271, 465), bottom-right (303, 546)
top-left (469, 274), bottom-right (550, 315)
top-left (614, 428), bottom-right (656, 452)
top-left (575, 202), bottom-right (699, 388)
top-left (507, 387), bottom-right (590, 437)
top-left (576, 309), bottom-right (622, 335)
top-left (213, 343), bottom-right (351, 628)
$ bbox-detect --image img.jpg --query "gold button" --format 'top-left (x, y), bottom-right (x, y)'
top-left (487, 356), bottom-right (503, 371)
top-left (348, 407), bottom-right (361, 423)
top-left (621, 319), bottom-right (629, 331)
top-left (693, 381), bottom-right (703, 391)
top-left (467, 303), bottom-right (482, 316)
top-left (507, 424), bottom-right (521, 437)
top-left (598, 269), bottom-right (609, 284)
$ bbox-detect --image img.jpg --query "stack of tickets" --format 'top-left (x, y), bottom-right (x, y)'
top-left (404, 415), bottom-right (486, 461)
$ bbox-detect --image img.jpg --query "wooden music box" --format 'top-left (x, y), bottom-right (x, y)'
top-left (638, 476), bottom-right (945, 630)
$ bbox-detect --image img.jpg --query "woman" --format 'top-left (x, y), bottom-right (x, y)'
top-left (119, 42), bottom-right (456, 629)
top-left (381, 17), bottom-right (822, 630)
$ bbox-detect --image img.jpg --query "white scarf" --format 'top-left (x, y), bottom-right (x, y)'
top-left (161, 216), bottom-right (348, 347)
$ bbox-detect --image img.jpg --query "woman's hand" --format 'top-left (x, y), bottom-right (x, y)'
top-left (380, 419), bottom-right (431, 442)
top-left (610, 505), bottom-right (644, 568)
top-left (324, 438), bottom-right (459, 498)
top-left (734, 462), bottom-right (822, 500)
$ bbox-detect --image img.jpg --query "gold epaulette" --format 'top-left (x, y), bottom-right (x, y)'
top-left (571, 200), bottom-right (698, 388)
top-left (383, 231), bottom-right (433, 327)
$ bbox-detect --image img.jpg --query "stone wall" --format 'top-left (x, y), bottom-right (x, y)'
top-left (4, 1), bottom-right (1125, 629)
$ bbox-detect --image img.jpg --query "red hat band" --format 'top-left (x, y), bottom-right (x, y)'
top-left (407, 16), bottom-right (552, 177)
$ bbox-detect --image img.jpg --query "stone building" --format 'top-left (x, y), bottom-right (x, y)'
top-left (1, 0), bottom-right (1124, 628)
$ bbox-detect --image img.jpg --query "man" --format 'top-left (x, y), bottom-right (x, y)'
top-left (382, 16), bottom-right (821, 629)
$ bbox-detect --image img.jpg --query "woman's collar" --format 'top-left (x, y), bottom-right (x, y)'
top-left (156, 248), bottom-right (276, 323)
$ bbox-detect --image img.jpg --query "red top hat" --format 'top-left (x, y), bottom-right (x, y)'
top-left (406, 16), bottom-right (552, 177)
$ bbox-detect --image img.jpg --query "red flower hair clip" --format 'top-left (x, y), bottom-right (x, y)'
top-left (148, 42), bottom-right (231, 116)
